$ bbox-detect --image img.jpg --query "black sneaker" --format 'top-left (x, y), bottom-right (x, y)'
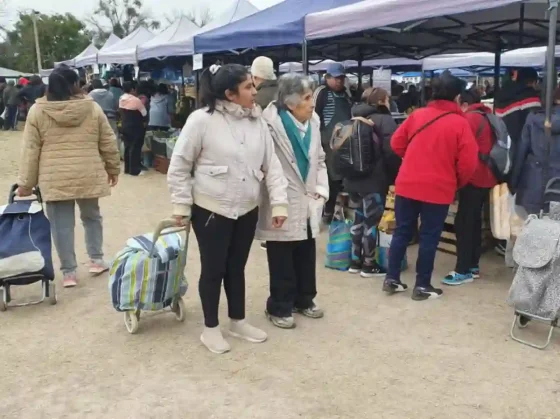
top-left (382, 278), bottom-right (408, 294)
top-left (260, 242), bottom-right (267, 251)
top-left (348, 261), bottom-right (362, 274)
top-left (412, 285), bottom-right (443, 301)
top-left (361, 262), bottom-right (386, 278)
top-left (518, 315), bottom-right (531, 328)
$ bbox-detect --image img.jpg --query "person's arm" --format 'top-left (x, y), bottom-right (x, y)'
top-left (390, 115), bottom-right (413, 158)
top-left (261, 120), bottom-right (288, 219)
top-left (456, 121), bottom-right (480, 188)
top-left (167, 112), bottom-right (204, 218)
top-left (313, 86), bottom-right (327, 127)
top-left (17, 107), bottom-right (42, 190)
top-left (95, 104), bottom-right (120, 177)
top-left (137, 97), bottom-right (148, 117)
top-left (510, 117), bottom-right (532, 193)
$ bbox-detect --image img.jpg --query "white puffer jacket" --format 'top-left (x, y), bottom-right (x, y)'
top-left (168, 100), bottom-right (288, 220)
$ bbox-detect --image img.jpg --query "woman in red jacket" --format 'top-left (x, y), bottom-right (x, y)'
top-left (383, 74), bottom-right (479, 301)
top-left (443, 88), bottom-right (498, 286)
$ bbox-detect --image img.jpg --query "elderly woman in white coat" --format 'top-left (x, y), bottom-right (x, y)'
top-left (257, 73), bottom-right (329, 329)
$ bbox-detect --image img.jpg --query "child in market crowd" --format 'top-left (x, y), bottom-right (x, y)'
top-left (167, 64), bottom-right (288, 354)
top-left (344, 87), bottom-right (401, 277)
top-left (382, 73), bottom-right (479, 301)
top-left (442, 88), bottom-right (498, 286)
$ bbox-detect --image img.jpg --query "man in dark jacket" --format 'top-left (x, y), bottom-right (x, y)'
top-left (18, 75), bottom-right (46, 106)
top-left (314, 62), bottom-right (353, 222)
top-left (0, 77), bottom-right (6, 120)
top-left (251, 56), bottom-right (278, 109)
top-left (345, 87), bottom-right (400, 278)
top-left (3, 81), bottom-right (20, 130)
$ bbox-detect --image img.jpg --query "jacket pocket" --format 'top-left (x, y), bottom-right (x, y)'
top-left (195, 165), bottom-right (229, 197)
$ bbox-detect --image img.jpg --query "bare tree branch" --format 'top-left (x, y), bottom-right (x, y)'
top-left (165, 6), bottom-right (213, 28)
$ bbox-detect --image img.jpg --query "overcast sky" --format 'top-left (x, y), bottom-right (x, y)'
top-left (2, 0), bottom-right (283, 29)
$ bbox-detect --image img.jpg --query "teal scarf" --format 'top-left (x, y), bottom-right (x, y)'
top-left (279, 109), bottom-right (311, 182)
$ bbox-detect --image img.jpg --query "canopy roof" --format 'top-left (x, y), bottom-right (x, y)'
top-left (55, 43), bottom-right (98, 67)
top-left (72, 34), bottom-right (121, 68)
top-left (193, 0), bottom-right (361, 54)
top-left (139, 0), bottom-right (259, 60)
top-left (304, 0), bottom-right (560, 61)
top-left (0, 67), bottom-right (33, 78)
top-left (97, 27), bottom-right (154, 65)
top-left (137, 16), bottom-right (200, 61)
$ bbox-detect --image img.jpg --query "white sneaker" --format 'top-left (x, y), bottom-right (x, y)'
top-left (265, 311), bottom-right (296, 329)
top-left (228, 319), bottom-right (268, 343)
top-left (200, 326), bottom-right (231, 354)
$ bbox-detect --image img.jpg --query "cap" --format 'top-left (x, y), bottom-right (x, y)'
top-left (326, 62), bottom-right (345, 78)
top-left (251, 56), bottom-right (277, 81)
top-left (18, 77), bottom-right (29, 86)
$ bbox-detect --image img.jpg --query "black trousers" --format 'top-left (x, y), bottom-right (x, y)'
top-left (455, 184), bottom-right (489, 274)
top-left (266, 225), bottom-right (317, 317)
top-left (324, 177), bottom-right (343, 218)
top-left (122, 133), bottom-right (143, 176)
top-left (191, 205), bottom-right (258, 328)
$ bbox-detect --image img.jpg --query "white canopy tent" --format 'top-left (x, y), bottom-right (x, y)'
top-left (55, 43), bottom-right (99, 67)
top-left (137, 16), bottom-right (199, 61)
top-left (0, 67), bottom-right (33, 78)
top-left (74, 33), bottom-right (121, 67)
top-left (140, 0), bottom-right (258, 60)
top-left (97, 27), bottom-right (154, 65)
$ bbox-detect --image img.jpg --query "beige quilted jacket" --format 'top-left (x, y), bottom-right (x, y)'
top-left (18, 96), bottom-right (121, 202)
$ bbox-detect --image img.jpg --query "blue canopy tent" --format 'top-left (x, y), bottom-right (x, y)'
top-left (193, 0), bottom-right (361, 70)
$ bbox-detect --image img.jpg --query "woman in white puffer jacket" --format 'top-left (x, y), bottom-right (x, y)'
top-left (167, 64), bottom-right (288, 354)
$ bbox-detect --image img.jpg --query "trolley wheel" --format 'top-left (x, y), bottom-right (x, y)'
top-left (47, 283), bottom-right (57, 305)
top-left (0, 288), bottom-right (6, 312)
top-left (124, 311), bottom-right (139, 334)
top-left (172, 298), bottom-right (186, 322)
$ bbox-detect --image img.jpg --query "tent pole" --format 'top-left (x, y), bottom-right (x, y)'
top-left (302, 39), bottom-right (309, 75)
top-left (543, 0), bottom-right (559, 209)
top-left (545, 0), bottom-right (558, 128)
top-left (493, 44), bottom-right (501, 96)
top-left (518, 3), bottom-right (526, 46)
top-left (420, 64), bottom-right (426, 106)
top-left (357, 48), bottom-right (363, 91)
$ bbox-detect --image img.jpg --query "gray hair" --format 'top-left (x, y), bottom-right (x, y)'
top-left (276, 73), bottom-right (312, 110)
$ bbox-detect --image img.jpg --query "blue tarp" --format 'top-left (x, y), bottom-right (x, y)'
top-left (194, 0), bottom-right (361, 54)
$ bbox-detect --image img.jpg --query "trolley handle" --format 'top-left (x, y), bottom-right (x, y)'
top-left (544, 177), bottom-right (560, 203)
top-left (8, 184), bottom-right (43, 204)
top-left (149, 218), bottom-right (190, 257)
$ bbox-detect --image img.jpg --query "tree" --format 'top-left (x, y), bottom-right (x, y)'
top-left (1, 12), bottom-right (91, 71)
top-left (87, 0), bottom-right (160, 42)
top-left (165, 7), bottom-right (213, 28)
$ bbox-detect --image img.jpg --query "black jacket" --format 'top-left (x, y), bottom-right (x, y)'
top-left (343, 104), bottom-right (401, 196)
top-left (18, 84), bottom-right (46, 105)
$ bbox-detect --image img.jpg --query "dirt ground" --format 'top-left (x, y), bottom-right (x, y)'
top-left (0, 127), bottom-right (559, 419)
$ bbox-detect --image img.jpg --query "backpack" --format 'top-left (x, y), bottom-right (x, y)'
top-left (330, 117), bottom-right (378, 179)
top-left (473, 111), bottom-right (513, 183)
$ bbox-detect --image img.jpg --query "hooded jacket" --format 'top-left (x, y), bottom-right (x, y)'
top-left (343, 103), bottom-right (400, 196)
top-left (3, 85), bottom-right (20, 106)
top-left (255, 80), bottom-right (278, 109)
top-left (510, 106), bottom-right (560, 214)
top-left (391, 100), bottom-right (479, 205)
top-left (494, 82), bottom-right (541, 160)
top-left (89, 88), bottom-right (117, 119)
top-left (464, 103), bottom-right (498, 188)
top-left (18, 96), bottom-right (121, 202)
top-left (148, 94), bottom-right (173, 127)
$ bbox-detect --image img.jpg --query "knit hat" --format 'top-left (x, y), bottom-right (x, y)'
top-left (251, 56), bottom-right (276, 81)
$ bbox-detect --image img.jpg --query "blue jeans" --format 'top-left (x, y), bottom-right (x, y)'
top-left (387, 196), bottom-right (449, 288)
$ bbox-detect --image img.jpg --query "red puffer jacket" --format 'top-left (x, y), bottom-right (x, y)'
top-left (391, 100), bottom-right (479, 205)
top-left (464, 103), bottom-right (498, 188)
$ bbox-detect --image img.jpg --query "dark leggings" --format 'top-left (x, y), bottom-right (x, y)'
top-left (191, 205), bottom-right (258, 328)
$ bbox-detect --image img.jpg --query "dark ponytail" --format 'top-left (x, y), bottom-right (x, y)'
top-left (199, 63), bottom-right (250, 113)
top-left (47, 65), bottom-right (79, 101)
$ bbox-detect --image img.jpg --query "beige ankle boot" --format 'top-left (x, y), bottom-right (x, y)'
top-left (228, 320), bottom-right (268, 343)
top-left (200, 326), bottom-right (231, 354)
